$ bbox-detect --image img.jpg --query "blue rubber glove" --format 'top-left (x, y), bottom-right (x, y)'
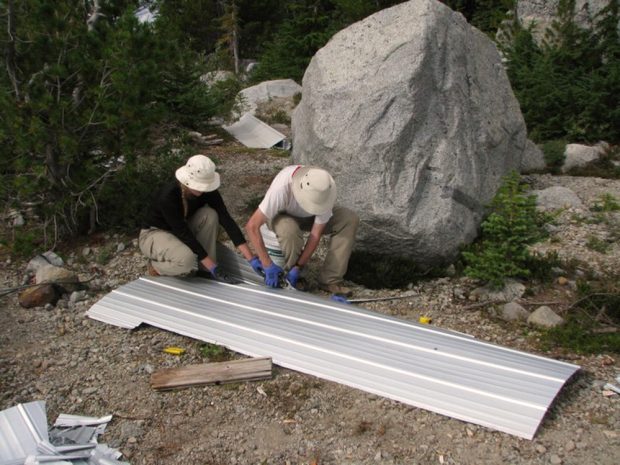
top-left (248, 256), bottom-right (264, 276)
top-left (264, 262), bottom-right (284, 288)
top-left (209, 265), bottom-right (240, 284)
top-left (330, 294), bottom-right (350, 304)
top-left (286, 266), bottom-right (301, 288)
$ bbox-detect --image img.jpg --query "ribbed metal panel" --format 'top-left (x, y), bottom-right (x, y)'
top-left (87, 273), bottom-right (579, 440)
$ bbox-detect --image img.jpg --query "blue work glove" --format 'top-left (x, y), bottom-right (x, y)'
top-left (264, 262), bottom-right (284, 288)
top-left (286, 266), bottom-right (301, 288)
top-left (209, 265), bottom-right (241, 284)
top-left (248, 256), bottom-right (264, 276)
top-left (330, 294), bottom-right (350, 304)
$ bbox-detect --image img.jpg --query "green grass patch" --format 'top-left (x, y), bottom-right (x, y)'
top-left (540, 281), bottom-right (620, 353)
top-left (591, 194), bottom-right (620, 212)
top-left (199, 343), bottom-right (232, 362)
top-left (586, 236), bottom-right (611, 254)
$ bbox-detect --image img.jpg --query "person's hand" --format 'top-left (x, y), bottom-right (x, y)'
top-left (248, 256), bottom-right (264, 276)
top-left (286, 266), bottom-right (300, 287)
top-left (209, 265), bottom-right (241, 284)
top-left (264, 262), bottom-right (284, 288)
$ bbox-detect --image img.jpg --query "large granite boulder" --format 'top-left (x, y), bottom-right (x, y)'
top-left (292, 0), bottom-right (526, 267)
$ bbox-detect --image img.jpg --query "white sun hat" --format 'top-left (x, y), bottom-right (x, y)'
top-left (175, 155), bottom-right (221, 192)
top-left (292, 166), bottom-right (337, 215)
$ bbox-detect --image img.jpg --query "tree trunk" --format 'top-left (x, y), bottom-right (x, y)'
top-left (5, 0), bottom-right (20, 100)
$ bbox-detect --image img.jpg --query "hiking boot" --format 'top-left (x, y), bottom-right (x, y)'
top-left (147, 261), bottom-right (160, 277)
top-left (319, 282), bottom-right (353, 297)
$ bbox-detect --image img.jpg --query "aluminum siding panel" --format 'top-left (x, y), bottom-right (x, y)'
top-left (87, 275), bottom-right (579, 439)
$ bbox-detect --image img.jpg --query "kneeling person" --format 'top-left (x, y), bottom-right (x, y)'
top-left (139, 154), bottom-right (254, 282)
top-left (245, 165), bottom-right (359, 296)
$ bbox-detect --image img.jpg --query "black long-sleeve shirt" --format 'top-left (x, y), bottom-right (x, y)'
top-left (143, 181), bottom-right (246, 260)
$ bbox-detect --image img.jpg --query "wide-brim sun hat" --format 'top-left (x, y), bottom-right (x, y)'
top-left (175, 154), bottom-right (221, 192)
top-left (292, 166), bottom-right (337, 215)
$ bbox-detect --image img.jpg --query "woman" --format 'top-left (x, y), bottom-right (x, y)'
top-left (139, 154), bottom-right (262, 281)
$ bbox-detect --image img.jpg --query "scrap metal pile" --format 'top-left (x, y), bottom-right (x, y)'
top-left (0, 400), bottom-right (128, 465)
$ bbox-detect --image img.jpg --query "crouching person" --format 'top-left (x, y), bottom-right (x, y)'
top-left (245, 165), bottom-right (359, 296)
top-left (139, 154), bottom-right (253, 283)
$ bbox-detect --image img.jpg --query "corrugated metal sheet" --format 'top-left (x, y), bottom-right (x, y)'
top-left (223, 113), bottom-right (286, 148)
top-left (87, 258), bottom-right (579, 439)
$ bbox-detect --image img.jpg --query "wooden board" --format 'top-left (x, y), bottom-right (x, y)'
top-left (151, 357), bottom-right (272, 391)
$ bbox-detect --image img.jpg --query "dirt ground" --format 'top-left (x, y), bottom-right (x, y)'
top-left (1, 145), bottom-right (619, 465)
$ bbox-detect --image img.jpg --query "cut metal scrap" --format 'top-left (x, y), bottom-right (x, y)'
top-left (87, 261), bottom-right (579, 439)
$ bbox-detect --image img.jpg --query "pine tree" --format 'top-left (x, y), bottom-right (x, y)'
top-left (0, 0), bottom-right (214, 238)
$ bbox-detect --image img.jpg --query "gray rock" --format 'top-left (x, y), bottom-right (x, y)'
top-left (499, 301), bottom-right (530, 321)
top-left (528, 306), bottom-right (565, 328)
top-left (236, 79), bottom-right (302, 119)
top-left (562, 143), bottom-right (605, 173)
top-left (35, 265), bottom-right (80, 292)
top-left (70, 290), bottom-right (88, 304)
top-left (292, 0), bottom-right (526, 267)
top-left (471, 279), bottom-right (526, 302)
top-left (516, 1), bottom-right (616, 42)
top-left (520, 139), bottom-right (546, 173)
top-left (531, 186), bottom-right (585, 211)
top-left (550, 454), bottom-right (563, 465)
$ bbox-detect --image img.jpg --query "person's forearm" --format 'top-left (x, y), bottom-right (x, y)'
top-left (245, 215), bottom-right (272, 266)
top-left (296, 233), bottom-right (321, 267)
top-left (237, 243), bottom-right (254, 261)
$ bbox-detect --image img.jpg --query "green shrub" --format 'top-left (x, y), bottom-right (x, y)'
top-left (542, 140), bottom-right (567, 173)
top-left (96, 148), bottom-right (190, 231)
top-left (462, 171), bottom-right (546, 288)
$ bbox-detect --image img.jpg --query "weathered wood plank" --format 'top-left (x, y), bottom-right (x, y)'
top-left (151, 357), bottom-right (272, 390)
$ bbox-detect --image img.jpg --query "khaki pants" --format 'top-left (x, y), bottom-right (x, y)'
top-left (139, 206), bottom-right (219, 276)
top-left (270, 206), bottom-right (359, 285)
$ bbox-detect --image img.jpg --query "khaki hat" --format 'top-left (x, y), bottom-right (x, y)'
top-left (292, 166), bottom-right (337, 215)
top-left (175, 155), bottom-right (221, 192)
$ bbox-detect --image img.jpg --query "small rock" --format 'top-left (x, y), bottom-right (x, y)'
top-left (70, 290), bottom-right (88, 303)
top-left (18, 284), bottom-right (58, 308)
top-left (82, 247), bottom-right (91, 257)
top-left (557, 276), bottom-right (569, 286)
top-left (499, 301), bottom-right (530, 322)
top-left (565, 440), bottom-right (575, 452)
top-left (117, 243), bottom-right (126, 252)
top-left (550, 454), bottom-right (562, 464)
top-left (535, 445), bottom-right (547, 454)
top-left (528, 306), bottom-right (565, 328)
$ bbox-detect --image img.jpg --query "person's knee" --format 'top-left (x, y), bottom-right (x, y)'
top-left (193, 207), bottom-right (219, 232)
top-left (177, 252), bottom-right (198, 275)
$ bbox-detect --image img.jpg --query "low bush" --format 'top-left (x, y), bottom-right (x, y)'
top-left (462, 171), bottom-right (548, 288)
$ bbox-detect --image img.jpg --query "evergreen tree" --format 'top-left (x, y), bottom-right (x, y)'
top-left (0, 0), bottom-right (214, 238)
top-left (503, 0), bottom-right (619, 143)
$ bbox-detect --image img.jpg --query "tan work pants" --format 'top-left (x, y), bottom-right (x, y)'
top-left (270, 206), bottom-right (359, 285)
top-left (139, 206), bottom-right (219, 276)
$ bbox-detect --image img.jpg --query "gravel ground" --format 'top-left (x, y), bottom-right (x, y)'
top-left (1, 146), bottom-right (619, 465)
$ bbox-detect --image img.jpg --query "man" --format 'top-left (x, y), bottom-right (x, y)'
top-left (245, 165), bottom-right (359, 296)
